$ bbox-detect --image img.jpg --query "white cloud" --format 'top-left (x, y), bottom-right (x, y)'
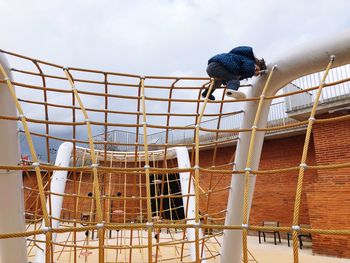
top-left (1, 0), bottom-right (350, 145)
top-left (2, 0), bottom-right (349, 75)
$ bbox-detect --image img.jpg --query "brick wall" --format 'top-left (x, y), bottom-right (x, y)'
top-left (62, 170), bottom-right (146, 223)
top-left (23, 167), bottom-right (146, 223)
top-left (250, 135), bottom-right (317, 227)
top-left (196, 135), bottom-right (317, 228)
top-left (197, 126), bottom-right (350, 259)
top-left (22, 117), bottom-right (350, 258)
top-left (198, 147), bottom-right (235, 222)
top-left (308, 112), bottom-right (350, 257)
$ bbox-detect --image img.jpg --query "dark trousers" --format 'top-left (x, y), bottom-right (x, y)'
top-left (205, 62), bottom-right (240, 95)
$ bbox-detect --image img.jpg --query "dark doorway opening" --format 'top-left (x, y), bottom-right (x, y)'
top-left (150, 173), bottom-right (185, 220)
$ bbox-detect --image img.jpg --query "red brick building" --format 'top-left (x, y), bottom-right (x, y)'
top-left (196, 109), bottom-right (350, 258)
top-left (22, 110), bottom-right (350, 259)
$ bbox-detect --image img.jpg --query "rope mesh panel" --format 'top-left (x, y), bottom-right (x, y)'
top-left (0, 50), bottom-right (349, 262)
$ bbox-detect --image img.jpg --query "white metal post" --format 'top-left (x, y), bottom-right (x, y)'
top-left (175, 147), bottom-right (206, 263)
top-left (0, 53), bottom-right (28, 263)
top-left (220, 30), bottom-right (350, 263)
top-left (35, 142), bottom-right (73, 263)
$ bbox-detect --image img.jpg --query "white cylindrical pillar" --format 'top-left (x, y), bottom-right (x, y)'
top-left (175, 147), bottom-right (206, 263)
top-left (0, 53), bottom-right (28, 263)
top-left (220, 30), bottom-right (350, 263)
top-left (220, 101), bottom-right (265, 263)
top-left (35, 142), bottom-right (73, 263)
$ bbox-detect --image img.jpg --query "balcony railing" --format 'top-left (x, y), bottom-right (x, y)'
top-left (93, 64), bottom-right (350, 151)
top-left (284, 64), bottom-right (350, 112)
top-left (93, 101), bottom-right (299, 151)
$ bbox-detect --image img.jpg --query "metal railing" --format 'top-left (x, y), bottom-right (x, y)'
top-left (284, 64), bottom-right (350, 112)
top-left (91, 64), bottom-right (350, 151)
top-left (93, 101), bottom-right (299, 151)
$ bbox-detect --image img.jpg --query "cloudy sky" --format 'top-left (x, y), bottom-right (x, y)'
top-left (1, 0), bottom-right (350, 159)
top-left (2, 0), bottom-right (350, 76)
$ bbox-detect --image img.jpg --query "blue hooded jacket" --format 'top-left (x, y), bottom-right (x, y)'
top-left (208, 46), bottom-right (256, 80)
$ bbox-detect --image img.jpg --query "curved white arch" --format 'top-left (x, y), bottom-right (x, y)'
top-left (221, 30), bottom-right (350, 263)
top-left (1, 30), bottom-right (350, 263)
top-left (0, 53), bottom-right (27, 262)
top-left (35, 142), bottom-right (73, 263)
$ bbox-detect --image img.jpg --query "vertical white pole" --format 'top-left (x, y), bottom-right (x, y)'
top-left (220, 100), bottom-right (266, 263)
top-left (0, 53), bottom-right (28, 263)
top-left (35, 142), bottom-right (73, 263)
top-left (220, 30), bottom-right (350, 263)
top-left (175, 147), bottom-right (206, 263)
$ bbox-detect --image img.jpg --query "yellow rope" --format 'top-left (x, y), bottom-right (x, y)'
top-left (137, 158), bottom-right (144, 258)
top-left (0, 63), bottom-right (53, 262)
top-left (194, 79), bottom-right (215, 262)
top-left (241, 66), bottom-right (276, 263)
top-left (1, 49), bottom-right (350, 263)
top-left (74, 149), bottom-right (87, 262)
top-left (123, 154), bottom-right (127, 262)
top-left (291, 56), bottom-right (334, 263)
top-left (4, 158), bottom-right (350, 175)
top-left (139, 77), bottom-right (154, 263)
top-left (63, 69), bottom-right (105, 262)
top-left (106, 152), bottom-right (113, 260)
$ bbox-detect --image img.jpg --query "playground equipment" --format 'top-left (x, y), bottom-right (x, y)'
top-left (0, 30), bottom-right (350, 263)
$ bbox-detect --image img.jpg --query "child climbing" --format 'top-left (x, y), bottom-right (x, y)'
top-left (202, 46), bottom-right (266, 100)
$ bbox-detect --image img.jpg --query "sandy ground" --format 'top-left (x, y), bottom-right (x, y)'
top-left (26, 228), bottom-right (350, 263)
top-left (247, 236), bottom-right (350, 263)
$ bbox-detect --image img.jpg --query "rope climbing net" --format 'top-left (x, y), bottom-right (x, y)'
top-left (0, 49), bottom-right (350, 263)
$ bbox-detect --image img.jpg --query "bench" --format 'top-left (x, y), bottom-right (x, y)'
top-left (287, 224), bottom-right (312, 249)
top-left (258, 221), bottom-right (281, 245)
